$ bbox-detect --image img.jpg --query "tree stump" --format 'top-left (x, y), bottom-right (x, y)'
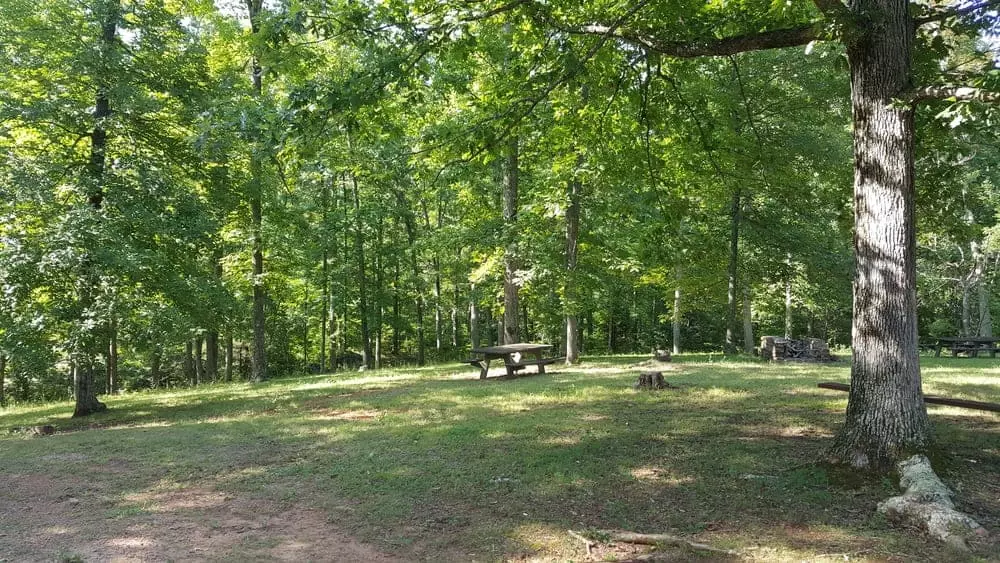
top-left (654, 349), bottom-right (671, 362)
top-left (634, 371), bottom-right (666, 390)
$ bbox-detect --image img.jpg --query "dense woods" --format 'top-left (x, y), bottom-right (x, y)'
top-left (0, 0), bottom-right (997, 466)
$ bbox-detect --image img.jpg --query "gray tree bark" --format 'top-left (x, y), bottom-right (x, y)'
top-left (503, 136), bottom-right (521, 344)
top-left (829, 0), bottom-right (930, 469)
top-left (742, 286), bottom-right (754, 355)
top-left (725, 189), bottom-right (741, 353)
top-left (246, 0), bottom-right (267, 383)
top-left (0, 353), bottom-right (6, 407)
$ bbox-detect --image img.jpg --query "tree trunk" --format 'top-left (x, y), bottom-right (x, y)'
top-left (73, 0), bottom-right (119, 417)
top-left (184, 340), bottom-right (194, 384)
top-left (961, 278), bottom-right (972, 337)
top-left (0, 353), bottom-right (6, 407)
top-left (394, 188), bottom-right (426, 365)
top-left (470, 285), bottom-right (481, 349)
top-left (205, 331), bottom-right (218, 382)
top-left (225, 335), bottom-right (234, 382)
top-left (672, 268), bottom-right (682, 355)
top-left (247, 0), bottom-right (267, 383)
top-left (374, 214), bottom-right (385, 369)
top-left (725, 189), bottom-right (741, 353)
top-left (974, 242), bottom-right (992, 337)
top-left (503, 136), bottom-right (521, 345)
top-left (829, 0), bottom-right (930, 470)
top-left (565, 154), bottom-right (582, 364)
top-left (452, 282), bottom-right (460, 349)
top-left (392, 259), bottom-right (401, 356)
top-left (194, 336), bottom-right (204, 385)
top-left (107, 317), bottom-right (118, 394)
top-left (150, 346), bottom-right (162, 389)
top-left (349, 174), bottom-right (373, 369)
top-left (785, 278), bottom-right (793, 338)
top-left (742, 285), bottom-right (754, 355)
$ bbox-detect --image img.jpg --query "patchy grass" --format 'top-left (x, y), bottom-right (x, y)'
top-left (1, 354), bottom-right (997, 561)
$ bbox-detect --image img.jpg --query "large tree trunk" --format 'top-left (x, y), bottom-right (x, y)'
top-left (73, 0), bottom-right (118, 417)
top-left (961, 278), bottom-right (972, 336)
top-left (503, 136), bottom-right (521, 344)
top-left (194, 335), bottom-right (204, 385)
top-left (184, 340), bottom-right (195, 383)
top-left (205, 331), bottom-right (218, 382)
top-left (829, 0), bottom-right (930, 470)
top-left (725, 189), bottom-right (741, 353)
top-left (394, 188), bottom-right (426, 365)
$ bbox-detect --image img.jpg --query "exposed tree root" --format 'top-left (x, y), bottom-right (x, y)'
top-left (878, 455), bottom-right (988, 550)
top-left (569, 529), bottom-right (739, 557)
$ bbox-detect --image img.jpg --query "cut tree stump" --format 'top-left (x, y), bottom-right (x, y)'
top-left (634, 371), bottom-right (678, 390)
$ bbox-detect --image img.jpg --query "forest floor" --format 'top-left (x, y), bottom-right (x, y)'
top-left (1, 354), bottom-right (998, 562)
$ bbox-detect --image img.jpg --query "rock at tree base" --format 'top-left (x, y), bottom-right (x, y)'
top-left (877, 454), bottom-right (987, 550)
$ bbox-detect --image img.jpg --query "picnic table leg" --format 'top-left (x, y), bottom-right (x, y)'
top-left (479, 359), bottom-right (490, 379)
top-left (934, 345), bottom-right (942, 357)
top-left (533, 350), bottom-right (546, 374)
top-left (504, 354), bottom-right (517, 377)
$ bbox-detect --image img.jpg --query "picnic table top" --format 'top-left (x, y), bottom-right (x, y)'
top-left (471, 343), bottom-right (553, 355)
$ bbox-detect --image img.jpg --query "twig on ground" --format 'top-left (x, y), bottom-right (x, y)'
top-left (567, 529), bottom-right (594, 556)
top-left (569, 529), bottom-right (739, 556)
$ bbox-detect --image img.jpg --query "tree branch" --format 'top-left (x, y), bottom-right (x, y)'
top-left (914, 0), bottom-right (1000, 27)
top-left (910, 86), bottom-right (1000, 104)
top-left (552, 21), bottom-right (823, 57)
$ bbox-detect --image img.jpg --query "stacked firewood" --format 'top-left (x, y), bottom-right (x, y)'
top-left (760, 336), bottom-right (834, 362)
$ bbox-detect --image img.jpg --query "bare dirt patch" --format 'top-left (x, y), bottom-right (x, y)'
top-left (0, 473), bottom-right (403, 562)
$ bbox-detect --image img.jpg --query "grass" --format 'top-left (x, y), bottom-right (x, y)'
top-left (1, 354), bottom-right (998, 561)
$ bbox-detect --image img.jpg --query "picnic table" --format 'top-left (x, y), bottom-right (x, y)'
top-left (463, 343), bottom-right (565, 379)
top-left (933, 336), bottom-right (1000, 358)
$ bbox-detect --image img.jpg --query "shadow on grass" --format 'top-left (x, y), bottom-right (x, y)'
top-left (1, 359), bottom-right (997, 561)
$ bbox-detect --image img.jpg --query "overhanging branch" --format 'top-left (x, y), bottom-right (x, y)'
top-left (911, 86), bottom-right (1000, 103)
top-left (914, 0), bottom-right (1000, 27)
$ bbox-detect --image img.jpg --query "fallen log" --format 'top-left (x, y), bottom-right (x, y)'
top-left (818, 382), bottom-right (1000, 413)
top-left (569, 529), bottom-right (738, 556)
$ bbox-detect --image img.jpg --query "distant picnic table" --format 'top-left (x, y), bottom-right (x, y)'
top-left (463, 343), bottom-right (565, 379)
top-left (933, 336), bottom-right (1000, 358)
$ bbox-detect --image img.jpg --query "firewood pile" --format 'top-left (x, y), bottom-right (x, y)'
top-left (760, 336), bottom-right (834, 362)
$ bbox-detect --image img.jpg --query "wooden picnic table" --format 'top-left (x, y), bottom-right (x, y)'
top-left (464, 343), bottom-right (565, 379)
top-left (933, 336), bottom-right (1000, 358)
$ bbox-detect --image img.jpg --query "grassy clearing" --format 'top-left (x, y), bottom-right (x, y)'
top-left (1, 354), bottom-right (998, 561)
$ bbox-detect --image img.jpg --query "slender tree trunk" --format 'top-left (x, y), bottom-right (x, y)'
top-left (392, 259), bottom-right (401, 356)
top-left (961, 279), bottom-right (972, 337)
top-left (725, 189), bottom-right (741, 353)
top-left (785, 278), bottom-right (793, 339)
top-left (742, 286), bottom-right (754, 354)
top-left (73, 0), bottom-right (119, 417)
top-left (184, 340), bottom-right (195, 384)
top-left (194, 336), bottom-right (204, 385)
top-left (107, 317), bottom-right (118, 394)
top-left (150, 346), bottom-right (161, 389)
top-left (0, 353), bottom-right (6, 407)
top-left (205, 332), bottom-right (218, 382)
top-left (829, 0), bottom-right (930, 470)
top-left (247, 0), bottom-right (267, 383)
top-left (350, 174), bottom-right (373, 368)
top-left (375, 214), bottom-right (385, 369)
top-left (565, 158), bottom-right (582, 364)
top-left (503, 136), bottom-right (521, 344)
top-left (302, 287), bottom-right (310, 370)
top-left (225, 335), bottom-right (234, 382)
top-left (470, 285), bottom-right (481, 349)
top-left (452, 281), bottom-right (460, 349)
top-left (672, 267), bottom-right (682, 355)
top-left (974, 242), bottom-right (992, 337)
top-left (394, 188), bottom-right (425, 365)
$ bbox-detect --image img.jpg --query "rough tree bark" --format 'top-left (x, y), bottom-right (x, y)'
top-left (828, 0), bottom-right (930, 469)
top-left (742, 285), bottom-right (754, 355)
top-left (73, 0), bottom-right (118, 417)
top-left (349, 173), bottom-right (373, 369)
top-left (247, 0), bottom-right (267, 383)
top-left (150, 346), bottom-right (161, 389)
top-left (973, 242), bottom-right (992, 337)
top-left (725, 189), bottom-right (741, 354)
top-left (502, 136), bottom-right (521, 345)
top-left (194, 335), bottom-right (204, 385)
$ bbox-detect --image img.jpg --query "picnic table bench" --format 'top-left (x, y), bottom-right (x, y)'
top-left (933, 337), bottom-right (1000, 358)
top-left (462, 343), bottom-right (565, 379)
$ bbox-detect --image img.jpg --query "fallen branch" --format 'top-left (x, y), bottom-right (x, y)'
top-left (878, 455), bottom-right (988, 550)
top-left (567, 529), bottom-right (594, 556)
top-left (818, 382), bottom-right (1000, 412)
top-left (569, 529), bottom-right (739, 556)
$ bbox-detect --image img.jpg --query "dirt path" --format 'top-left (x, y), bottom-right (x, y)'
top-left (0, 472), bottom-right (404, 562)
